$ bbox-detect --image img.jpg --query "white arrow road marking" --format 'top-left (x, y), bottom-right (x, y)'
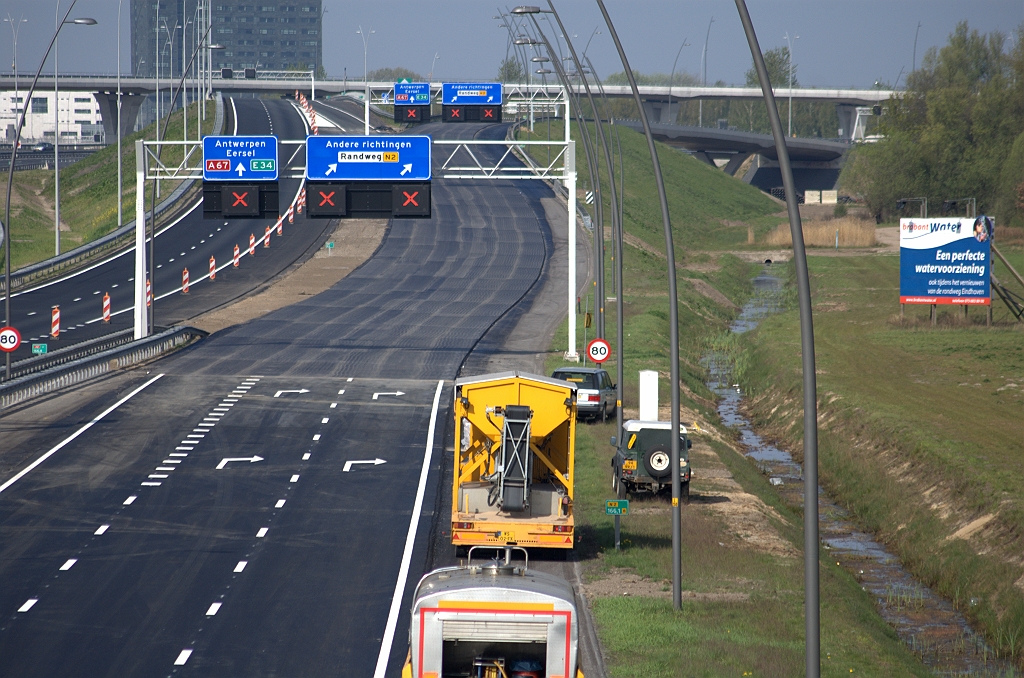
top-left (343, 458), bottom-right (387, 472)
top-left (400, 163), bottom-right (412, 176)
top-left (216, 456), bottom-right (264, 469)
top-left (274, 389), bottom-right (310, 398)
top-left (325, 163), bottom-right (337, 176)
top-left (235, 162), bottom-right (245, 177)
top-left (372, 391), bottom-right (405, 400)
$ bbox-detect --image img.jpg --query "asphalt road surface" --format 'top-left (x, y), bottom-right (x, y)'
top-left (0, 117), bottom-right (565, 677)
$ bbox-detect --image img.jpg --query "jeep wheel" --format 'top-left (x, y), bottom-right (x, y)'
top-left (682, 480), bottom-right (691, 505)
top-left (617, 475), bottom-right (627, 500)
top-left (643, 444), bottom-right (672, 479)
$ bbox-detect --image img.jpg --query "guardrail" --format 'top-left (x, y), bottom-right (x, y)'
top-left (8, 328), bottom-right (136, 380)
top-left (0, 94), bottom-right (225, 295)
top-left (0, 325), bottom-right (206, 410)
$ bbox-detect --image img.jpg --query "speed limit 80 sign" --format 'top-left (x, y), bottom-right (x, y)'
top-left (0, 326), bottom-right (22, 353)
top-left (586, 337), bottom-right (611, 364)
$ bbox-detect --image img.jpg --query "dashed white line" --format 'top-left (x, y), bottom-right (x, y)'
top-left (275, 499), bottom-right (286, 508)
top-left (337, 389), bottom-right (345, 395)
top-left (302, 453), bottom-right (311, 461)
top-left (59, 559), bottom-right (78, 571)
top-left (234, 560), bottom-right (247, 572)
top-left (148, 474), bottom-right (169, 479)
top-left (193, 429), bottom-right (210, 433)
top-left (162, 459), bottom-right (182, 464)
top-left (330, 403), bottom-right (337, 408)
top-left (223, 399), bottom-right (239, 403)
top-left (312, 434), bottom-right (321, 441)
top-left (321, 418), bottom-right (329, 424)
top-left (175, 446), bottom-right (194, 451)
top-left (206, 602), bottom-right (222, 616)
top-left (95, 524), bottom-right (110, 535)
top-left (256, 528), bottom-right (268, 538)
top-left (290, 474), bottom-right (300, 483)
top-left (141, 481), bottom-right (162, 486)
top-left (347, 378), bottom-right (353, 382)
top-left (18, 598), bottom-right (38, 612)
top-left (174, 649), bottom-right (193, 666)
top-left (156, 467), bottom-right (176, 472)
top-left (123, 496), bottom-right (137, 505)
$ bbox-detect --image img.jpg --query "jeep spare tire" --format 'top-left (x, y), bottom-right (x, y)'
top-left (644, 444), bottom-right (672, 479)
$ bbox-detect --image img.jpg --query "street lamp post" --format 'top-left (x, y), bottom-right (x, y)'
top-left (700, 16), bottom-right (714, 127)
top-left (4, 15), bottom-right (27, 139)
top-left (668, 37), bottom-right (690, 125)
top-left (117, 0), bottom-right (123, 229)
top-left (53, 6), bottom-right (98, 256)
top-left (785, 32), bottom-right (799, 137)
top-left (357, 26), bottom-right (374, 135)
top-left (429, 52), bottom-right (440, 84)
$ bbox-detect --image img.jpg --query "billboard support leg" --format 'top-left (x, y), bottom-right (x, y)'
top-left (134, 139), bottom-right (149, 340)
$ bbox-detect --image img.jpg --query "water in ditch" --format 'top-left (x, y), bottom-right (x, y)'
top-left (703, 266), bottom-right (1017, 676)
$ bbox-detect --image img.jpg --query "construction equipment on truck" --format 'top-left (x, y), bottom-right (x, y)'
top-left (402, 546), bottom-right (584, 678)
top-left (452, 371), bottom-right (577, 550)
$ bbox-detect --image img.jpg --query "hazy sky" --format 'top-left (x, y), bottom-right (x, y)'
top-left (1, 1), bottom-right (1021, 89)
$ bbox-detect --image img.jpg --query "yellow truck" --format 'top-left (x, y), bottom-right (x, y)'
top-left (451, 371), bottom-right (576, 551)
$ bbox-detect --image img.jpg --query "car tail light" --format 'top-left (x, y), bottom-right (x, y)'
top-left (585, 394), bottom-right (600, 402)
top-left (455, 522), bottom-right (474, 530)
top-left (552, 525), bottom-right (572, 533)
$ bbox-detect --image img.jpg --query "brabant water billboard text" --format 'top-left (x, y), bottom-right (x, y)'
top-left (899, 216), bottom-right (993, 305)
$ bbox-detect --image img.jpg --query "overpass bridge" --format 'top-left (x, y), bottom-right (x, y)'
top-left (1, 73), bottom-right (894, 144)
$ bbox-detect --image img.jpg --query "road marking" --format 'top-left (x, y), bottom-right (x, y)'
top-left (302, 453), bottom-right (310, 460)
top-left (193, 428), bottom-right (211, 432)
top-left (206, 602), bottom-right (222, 616)
top-left (330, 403), bottom-right (337, 408)
top-left (173, 649), bottom-right (193, 666)
top-left (372, 391), bottom-right (405, 400)
top-left (156, 467), bottom-right (176, 471)
top-left (59, 559), bottom-right (77, 571)
top-left (290, 474), bottom-right (300, 483)
top-left (234, 560), bottom-right (247, 572)
top-left (186, 434), bottom-right (205, 439)
top-left (214, 408), bottom-right (230, 412)
top-left (373, 379), bottom-right (445, 678)
top-left (343, 458), bottom-right (387, 472)
top-left (216, 456), bottom-right (264, 469)
top-left (141, 481), bottom-right (162, 486)
top-left (237, 385), bottom-right (251, 390)
top-left (170, 452), bottom-right (188, 457)
top-left (321, 418), bottom-right (329, 424)
top-left (176, 446), bottom-right (194, 451)
top-left (256, 528), bottom-right (268, 538)
top-left (273, 389), bottom-right (309, 398)
top-left (312, 434), bottom-right (321, 441)
top-left (0, 374), bottom-right (164, 496)
top-left (162, 459), bottom-right (181, 464)
top-left (337, 389), bottom-right (345, 395)
top-left (123, 496), bottom-right (137, 505)
top-left (223, 398), bottom-right (238, 402)
top-left (95, 525), bottom-right (109, 535)
top-left (148, 474), bottom-right (168, 479)
top-left (203, 417), bottom-right (220, 422)
top-left (275, 499), bottom-right (286, 508)
top-left (347, 378), bottom-right (353, 382)
top-left (18, 598), bottom-right (38, 612)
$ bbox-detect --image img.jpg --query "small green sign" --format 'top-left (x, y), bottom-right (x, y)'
top-left (250, 158), bottom-right (276, 172)
top-left (605, 499), bottom-right (629, 516)
top-left (326, 241), bottom-right (335, 249)
top-left (31, 343), bottom-right (47, 355)
top-left (397, 78), bottom-right (413, 83)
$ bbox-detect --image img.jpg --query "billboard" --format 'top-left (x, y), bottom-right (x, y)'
top-left (900, 216), bottom-right (993, 305)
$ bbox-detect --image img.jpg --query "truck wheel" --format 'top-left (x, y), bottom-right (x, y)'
top-left (617, 476), bottom-right (627, 500)
top-left (643, 444), bottom-right (672, 480)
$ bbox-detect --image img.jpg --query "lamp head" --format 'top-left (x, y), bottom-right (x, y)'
top-left (511, 6), bottom-right (542, 14)
top-left (72, 18), bottom-right (98, 25)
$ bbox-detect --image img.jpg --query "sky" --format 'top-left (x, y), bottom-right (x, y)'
top-left (1, 1), bottom-right (1021, 90)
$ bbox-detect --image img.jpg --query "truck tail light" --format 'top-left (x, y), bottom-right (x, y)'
top-left (455, 522), bottom-right (474, 530)
top-left (552, 525), bottom-right (572, 533)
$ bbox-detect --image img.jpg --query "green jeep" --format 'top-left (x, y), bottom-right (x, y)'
top-left (611, 420), bottom-right (692, 503)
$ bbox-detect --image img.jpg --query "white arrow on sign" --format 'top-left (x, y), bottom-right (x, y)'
top-left (325, 163), bottom-right (337, 176)
top-left (343, 458), bottom-right (386, 472)
top-left (400, 163), bottom-right (412, 176)
top-left (274, 389), bottom-right (310, 398)
top-left (372, 391), bottom-right (405, 400)
top-left (234, 162), bottom-right (245, 177)
top-left (216, 456), bottom-right (264, 469)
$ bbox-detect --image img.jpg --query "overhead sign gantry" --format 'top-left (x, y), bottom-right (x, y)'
top-left (201, 135), bottom-right (279, 218)
top-left (441, 83), bottom-right (503, 123)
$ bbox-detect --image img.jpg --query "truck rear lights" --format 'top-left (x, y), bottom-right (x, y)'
top-left (455, 522), bottom-right (474, 530)
top-left (584, 394), bottom-right (600, 402)
top-left (552, 525), bottom-right (572, 533)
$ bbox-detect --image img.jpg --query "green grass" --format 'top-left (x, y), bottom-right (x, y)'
top-left (1, 103), bottom-right (216, 271)
top-left (737, 252), bottom-right (1024, 666)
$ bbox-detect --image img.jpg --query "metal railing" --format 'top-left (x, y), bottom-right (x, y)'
top-left (8, 328), bottom-right (136, 380)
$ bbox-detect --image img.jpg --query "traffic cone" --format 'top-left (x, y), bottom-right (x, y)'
top-left (102, 293), bottom-right (111, 323)
top-left (51, 306), bottom-right (60, 338)
top-left (146, 278), bottom-right (152, 307)
top-left (233, 244), bottom-right (240, 267)
top-left (264, 225), bottom-right (271, 248)
top-left (210, 255), bottom-right (216, 280)
top-left (182, 268), bottom-right (190, 294)
top-left (249, 233), bottom-right (255, 255)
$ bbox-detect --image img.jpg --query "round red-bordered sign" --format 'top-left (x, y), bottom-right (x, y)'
top-left (0, 326), bottom-right (22, 353)
top-left (586, 337), bottom-right (611, 364)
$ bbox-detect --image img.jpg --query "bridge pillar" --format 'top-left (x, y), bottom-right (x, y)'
top-left (642, 100), bottom-right (680, 125)
top-left (95, 92), bottom-right (146, 142)
top-left (835, 103), bottom-right (857, 140)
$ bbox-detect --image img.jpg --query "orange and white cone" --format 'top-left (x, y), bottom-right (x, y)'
top-left (288, 206), bottom-right (294, 224)
top-left (51, 306), bottom-right (60, 338)
top-left (210, 256), bottom-right (216, 281)
top-left (182, 268), bottom-right (190, 294)
top-left (102, 293), bottom-right (111, 323)
top-left (264, 225), bottom-right (271, 248)
top-left (277, 216), bottom-right (284, 235)
top-left (146, 278), bottom-right (152, 307)
top-left (233, 244), bottom-right (240, 267)
top-left (249, 233), bottom-right (255, 255)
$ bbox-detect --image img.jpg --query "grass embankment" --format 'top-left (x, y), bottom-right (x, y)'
top-left (0, 103), bottom-right (216, 271)
top-left (738, 252), bottom-right (1024, 667)
top-left (527, 120), bottom-right (932, 675)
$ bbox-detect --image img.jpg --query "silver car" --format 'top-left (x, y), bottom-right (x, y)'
top-left (551, 367), bottom-right (616, 422)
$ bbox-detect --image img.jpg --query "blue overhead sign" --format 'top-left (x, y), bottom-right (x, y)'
top-left (441, 82), bottom-right (503, 105)
top-left (394, 82), bottom-right (431, 105)
top-left (203, 135), bottom-right (278, 181)
top-left (305, 135), bottom-right (432, 181)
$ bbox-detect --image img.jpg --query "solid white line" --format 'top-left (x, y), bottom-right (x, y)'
top-left (256, 527), bottom-right (268, 538)
top-left (372, 379), bottom-right (445, 678)
top-left (289, 474), bottom-right (300, 483)
top-left (59, 559), bottom-right (77, 571)
top-left (174, 649), bottom-right (193, 666)
top-left (206, 602), bottom-right (222, 616)
top-left (234, 560), bottom-right (247, 572)
top-left (275, 499), bottom-right (286, 508)
top-left (94, 525), bottom-right (109, 535)
top-left (0, 375), bottom-right (165, 496)
top-left (18, 598), bottom-right (38, 612)
top-left (123, 495), bottom-right (137, 505)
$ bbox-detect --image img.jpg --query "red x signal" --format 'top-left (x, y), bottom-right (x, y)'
top-left (407, 109), bottom-right (417, 118)
top-left (483, 108), bottom-right (494, 118)
top-left (319, 191), bottom-right (335, 206)
top-left (232, 191), bottom-right (249, 207)
top-left (402, 191), bottom-right (420, 207)
top-left (450, 108), bottom-right (460, 118)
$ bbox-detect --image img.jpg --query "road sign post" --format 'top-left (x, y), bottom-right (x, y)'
top-left (586, 337), bottom-right (611, 364)
top-left (606, 499), bottom-right (629, 551)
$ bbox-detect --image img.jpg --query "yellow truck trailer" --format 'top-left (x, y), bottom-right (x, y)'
top-left (452, 371), bottom-right (577, 550)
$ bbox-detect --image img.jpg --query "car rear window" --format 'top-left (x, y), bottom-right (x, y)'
top-left (553, 372), bottom-right (597, 389)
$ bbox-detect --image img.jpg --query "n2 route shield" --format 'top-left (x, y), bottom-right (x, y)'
top-left (305, 135), bottom-right (432, 182)
top-left (203, 135), bottom-right (279, 181)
